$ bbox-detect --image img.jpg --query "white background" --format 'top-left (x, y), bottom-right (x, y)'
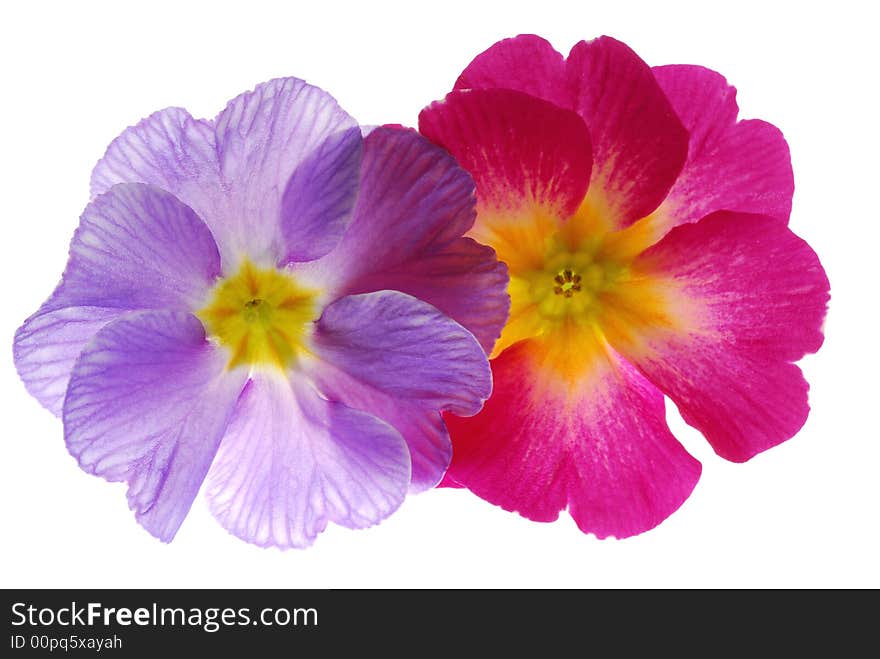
top-left (1, 0), bottom-right (876, 588)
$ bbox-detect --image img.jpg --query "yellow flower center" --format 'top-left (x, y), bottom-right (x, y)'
top-left (517, 239), bottom-right (628, 323)
top-left (197, 260), bottom-right (319, 370)
top-left (484, 199), bottom-right (671, 383)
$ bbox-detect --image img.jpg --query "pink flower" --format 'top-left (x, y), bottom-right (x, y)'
top-left (419, 35), bottom-right (830, 538)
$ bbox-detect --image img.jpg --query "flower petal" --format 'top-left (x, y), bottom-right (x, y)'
top-left (419, 89), bottom-right (592, 217)
top-left (647, 65), bottom-right (794, 240)
top-left (445, 338), bottom-right (701, 538)
top-left (14, 307), bottom-right (120, 416)
top-left (14, 183), bottom-right (222, 416)
top-left (607, 211), bottom-right (829, 462)
top-left (304, 126), bottom-right (476, 279)
top-left (350, 237), bottom-right (509, 355)
top-left (48, 183), bottom-right (221, 313)
top-left (653, 65), bottom-right (739, 157)
top-left (213, 78), bottom-right (360, 265)
top-left (63, 311), bottom-right (245, 541)
top-left (307, 288), bottom-right (490, 491)
top-left (278, 125), bottom-right (362, 265)
top-left (205, 374), bottom-right (410, 549)
top-left (454, 34), bottom-right (571, 108)
top-left (91, 81), bottom-right (361, 269)
top-left (419, 88), bottom-right (592, 271)
top-left (567, 37), bottom-right (688, 227)
top-left (311, 290), bottom-right (491, 416)
top-left (90, 107), bottom-right (220, 220)
top-left (309, 361), bottom-right (451, 493)
top-left (298, 126), bottom-right (509, 353)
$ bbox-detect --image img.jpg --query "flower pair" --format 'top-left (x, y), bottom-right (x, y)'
top-left (14, 35), bottom-right (828, 547)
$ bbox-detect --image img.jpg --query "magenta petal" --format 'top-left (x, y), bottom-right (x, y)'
top-left (445, 341), bottom-right (701, 538)
top-left (567, 37), bottom-right (688, 226)
top-left (14, 183), bottom-right (221, 416)
top-left (565, 356), bottom-right (701, 538)
top-left (63, 311), bottom-right (245, 541)
top-left (653, 65), bottom-right (739, 156)
top-left (619, 211), bottom-right (830, 461)
top-left (454, 34), bottom-right (571, 108)
top-left (651, 65), bottom-right (794, 237)
top-left (312, 290), bottom-right (491, 416)
top-left (213, 78), bottom-right (360, 266)
top-left (206, 374), bottom-right (410, 548)
top-left (420, 88), bottom-right (592, 219)
top-left (299, 126), bottom-right (509, 352)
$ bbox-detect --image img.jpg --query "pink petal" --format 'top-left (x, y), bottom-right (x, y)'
top-left (454, 34), bottom-right (571, 108)
top-left (567, 37), bottom-right (688, 227)
top-left (652, 65), bottom-right (739, 156)
top-left (437, 473), bottom-right (464, 488)
top-left (445, 340), bottom-right (701, 539)
top-left (611, 211), bottom-right (829, 462)
top-left (419, 88), bottom-right (592, 219)
top-left (650, 65), bottom-right (794, 239)
top-left (63, 311), bottom-right (246, 541)
top-left (205, 374), bottom-right (410, 549)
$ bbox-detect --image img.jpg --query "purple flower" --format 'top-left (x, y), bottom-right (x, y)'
top-left (14, 78), bottom-right (509, 548)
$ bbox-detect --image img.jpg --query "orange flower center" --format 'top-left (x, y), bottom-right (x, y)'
top-left (475, 199), bottom-right (674, 384)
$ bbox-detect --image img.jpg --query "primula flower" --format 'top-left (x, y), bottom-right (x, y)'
top-left (14, 78), bottom-right (508, 548)
top-left (419, 35), bottom-right (830, 538)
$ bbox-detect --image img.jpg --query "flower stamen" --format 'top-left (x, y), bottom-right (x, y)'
top-left (554, 269), bottom-right (584, 297)
top-left (197, 260), bottom-right (319, 370)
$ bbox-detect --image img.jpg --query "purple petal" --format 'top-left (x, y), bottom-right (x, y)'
top-left (90, 107), bottom-right (222, 232)
top-left (307, 290), bottom-right (493, 490)
top-left (311, 364), bottom-right (451, 492)
top-left (279, 127), bottom-right (362, 264)
top-left (312, 290), bottom-right (492, 416)
top-left (14, 183), bottom-right (221, 416)
top-left (63, 311), bottom-right (245, 542)
top-left (351, 237), bottom-right (509, 354)
top-left (90, 81), bottom-right (361, 269)
top-left (296, 126), bottom-right (509, 352)
top-left (48, 183), bottom-right (221, 313)
top-left (213, 78), bottom-right (361, 266)
top-left (14, 307), bottom-right (120, 416)
top-left (205, 374), bottom-right (410, 549)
